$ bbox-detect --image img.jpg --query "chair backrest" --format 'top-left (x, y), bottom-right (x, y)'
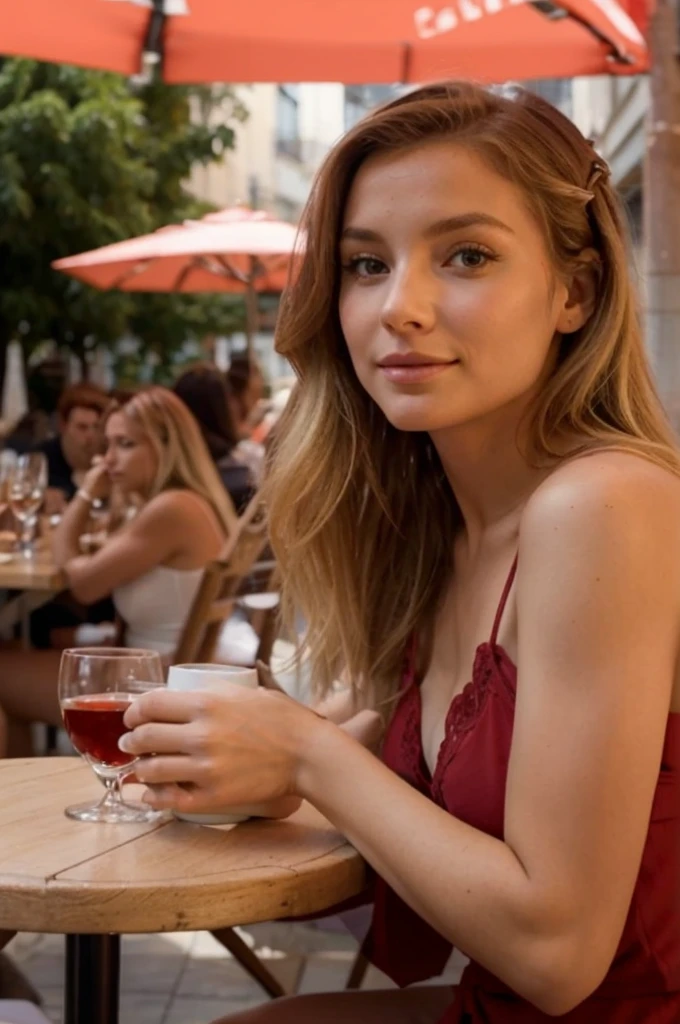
top-left (173, 492), bottom-right (274, 666)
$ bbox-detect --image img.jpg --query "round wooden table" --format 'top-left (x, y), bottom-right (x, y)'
top-left (0, 759), bottom-right (365, 1024)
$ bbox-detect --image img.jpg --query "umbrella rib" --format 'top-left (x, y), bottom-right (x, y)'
top-left (530, 0), bottom-right (632, 64)
top-left (400, 43), bottom-right (414, 85)
top-left (211, 255), bottom-right (251, 285)
top-left (111, 260), bottom-right (157, 289)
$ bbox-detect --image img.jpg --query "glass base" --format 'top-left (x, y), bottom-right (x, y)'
top-left (65, 798), bottom-right (168, 824)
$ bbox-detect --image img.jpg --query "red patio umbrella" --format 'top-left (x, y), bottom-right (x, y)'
top-left (1, 0), bottom-right (649, 83)
top-left (52, 206), bottom-right (302, 351)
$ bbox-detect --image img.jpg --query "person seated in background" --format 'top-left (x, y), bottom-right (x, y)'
top-left (33, 383), bottom-right (109, 514)
top-left (173, 363), bottom-right (256, 513)
top-left (0, 386), bottom-right (237, 757)
top-left (225, 355), bottom-right (267, 485)
top-left (16, 386), bottom-right (113, 650)
top-left (227, 354), bottom-right (268, 433)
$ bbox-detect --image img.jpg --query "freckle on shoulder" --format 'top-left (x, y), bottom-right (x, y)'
top-left (523, 448), bottom-right (680, 535)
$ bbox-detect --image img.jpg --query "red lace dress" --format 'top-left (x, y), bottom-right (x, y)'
top-left (365, 558), bottom-right (680, 1022)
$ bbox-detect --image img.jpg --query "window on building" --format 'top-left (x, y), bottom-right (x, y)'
top-left (526, 79), bottom-right (572, 118)
top-left (344, 85), bottom-right (399, 130)
top-left (276, 84), bottom-right (302, 160)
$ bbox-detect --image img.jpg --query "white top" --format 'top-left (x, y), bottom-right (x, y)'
top-left (113, 564), bottom-right (204, 656)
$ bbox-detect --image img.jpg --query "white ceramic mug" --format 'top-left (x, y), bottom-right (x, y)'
top-left (167, 663), bottom-right (261, 825)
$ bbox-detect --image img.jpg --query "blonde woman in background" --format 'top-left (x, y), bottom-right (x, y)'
top-left (0, 387), bottom-right (236, 756)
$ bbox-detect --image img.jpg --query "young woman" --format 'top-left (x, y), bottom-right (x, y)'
top-left (0, 387), bottom-right (236, 755)
top-left (122, 83), bottom-right (680, 1023)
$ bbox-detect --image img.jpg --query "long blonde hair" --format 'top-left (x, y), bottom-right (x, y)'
top-left (113, 386), bottom-right (238, 537)
top-left (264, 81), bottom-right (680, 709)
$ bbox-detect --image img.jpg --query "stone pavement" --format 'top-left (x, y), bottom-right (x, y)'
top-left (8, 922), bottom-right (467, 1023)
top-left (7, 923), bottom-right (384, 1024)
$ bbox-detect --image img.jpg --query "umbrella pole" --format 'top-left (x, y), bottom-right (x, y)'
top-left (245, 260), bottom-right (258, 358)
top-left (644, 0), bottom-right (680, 430)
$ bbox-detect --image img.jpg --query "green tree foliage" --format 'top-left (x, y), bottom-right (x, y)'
top-left (0, 59), bottom-right (247, 376)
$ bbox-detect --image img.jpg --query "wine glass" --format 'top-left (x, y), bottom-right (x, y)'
top-left (9, 453), bottom-right (47, 558)
top-left (59, 647), bottom-right (166, 823)
top-left (0, 453), bottom-right (16, 524)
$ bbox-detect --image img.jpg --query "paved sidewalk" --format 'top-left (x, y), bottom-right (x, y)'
top-left (7, 924), bottom-right (396, 1024)
top-left (8, 922), bottom-right (467, 1023)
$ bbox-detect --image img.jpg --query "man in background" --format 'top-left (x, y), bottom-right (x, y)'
top-left (34, 384), bottom-right (108, 513)
top-left (30, 383), bottom-right (113, 649)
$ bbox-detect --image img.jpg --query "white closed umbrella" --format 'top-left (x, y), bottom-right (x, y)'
top-left (1, 341), bottom-right (29, 427)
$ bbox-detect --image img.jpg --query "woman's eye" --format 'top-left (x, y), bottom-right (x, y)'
top-left (448, 247), bottom-right (493, 270)
top-left (344, 255), bottom-right (387, 278)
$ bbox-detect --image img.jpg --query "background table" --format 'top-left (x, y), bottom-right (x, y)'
top-left (0, 759), bottom-right (366, 1024)
top-left (0, 549), bottom-right (65, 645)
top-left (0, 550), bottom-right (64, 593)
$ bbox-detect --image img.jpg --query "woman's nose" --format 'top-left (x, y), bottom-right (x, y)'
top-left (380, 265), bottom-right (437, 336)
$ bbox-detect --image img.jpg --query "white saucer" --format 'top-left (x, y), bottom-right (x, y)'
top-left (0, 553), bottom-right (14, 564)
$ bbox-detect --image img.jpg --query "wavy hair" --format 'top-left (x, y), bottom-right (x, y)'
top-left (111, 386), bottom-right (238, 537)
top-left (264, 81), bottom-right (679, 710)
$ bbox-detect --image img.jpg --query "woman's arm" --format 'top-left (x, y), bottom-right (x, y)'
top-left (52, 489), bottom-right (95, 565)
top-left (53, 490), bottom-right (199, 605)
top-left (123, 454), bottom-right (680, 1014)
top-left (298, 456), bottom-right (680, 1011)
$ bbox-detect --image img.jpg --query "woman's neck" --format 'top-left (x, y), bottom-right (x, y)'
top-left (430, 409), bottom-right (554, 554)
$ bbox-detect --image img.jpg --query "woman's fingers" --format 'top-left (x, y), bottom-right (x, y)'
top-left (141, 782), bottom-right (201, 811)
top-left (134, 754), bottom-right (205, 786)
top-left (256, 660), bottom-right (285, 693)
top-left (119, 722), bottom-right (201, 757)
top-left (340, 710), bottom-right (383, 751)
top-left (124, 689), bottom-right (213, 729)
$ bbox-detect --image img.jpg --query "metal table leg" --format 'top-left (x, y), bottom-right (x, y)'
top-left (65, 934), bottom-right (120, 1024)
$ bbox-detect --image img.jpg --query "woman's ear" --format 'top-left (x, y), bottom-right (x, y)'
top-left (555, 248), bottom-right (599, 334)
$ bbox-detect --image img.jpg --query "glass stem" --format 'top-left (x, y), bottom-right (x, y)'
top-left (98, 774), bottom-right (124, 809)
top-left (21, 517), bottom-right (35, 558)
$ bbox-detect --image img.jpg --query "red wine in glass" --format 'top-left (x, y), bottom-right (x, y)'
top-left (62, 694), bottom-right (135, 768)
top-left (58, 647), bottom-right (165, 824)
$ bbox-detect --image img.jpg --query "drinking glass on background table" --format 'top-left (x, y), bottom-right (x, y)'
top-left (9, 452), bottom-right (47, 558)
top-left (0, 454), bottom-right (16, 533)
top-left (59, 647), bottom-right (166, 824)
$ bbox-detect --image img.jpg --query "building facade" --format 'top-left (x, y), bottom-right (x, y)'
top-left (189, 83), bottom-right (346, 222)
top-left (571, 75), bottom-right (646, 262)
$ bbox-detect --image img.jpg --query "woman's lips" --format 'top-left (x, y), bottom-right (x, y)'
top-left (378, 361), bottom-right (458, 384)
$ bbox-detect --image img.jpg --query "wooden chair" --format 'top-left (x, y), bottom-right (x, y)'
top-left (171, 495), bottom-right (292, 997)
top-left (174, 492), bottom-right (277, 669)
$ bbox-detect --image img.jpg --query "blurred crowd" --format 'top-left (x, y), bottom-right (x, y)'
top-left (0, 355), bottom-right (289, 758)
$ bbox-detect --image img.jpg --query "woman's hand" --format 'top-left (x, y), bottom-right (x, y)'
top-left (339, 709), bottom-right (383, 752)
top-left (80, 457), bottom-right (111, 502)
top-left (121, 683), bottom-right (330, 815)
top-left (256, 661), bottom-right (383, 752)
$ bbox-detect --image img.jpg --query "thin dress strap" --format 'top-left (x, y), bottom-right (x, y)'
top-left (490, 554), bottom-right (518, 647)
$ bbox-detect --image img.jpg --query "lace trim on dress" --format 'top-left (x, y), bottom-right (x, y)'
top-left (398, 684), bottom-right (423, 782)
top-left (398, 642), bottom-right (517, 796)
top-left (431, 643), bottom-right (497, 800)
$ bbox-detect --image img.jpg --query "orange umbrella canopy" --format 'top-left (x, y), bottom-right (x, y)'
top-left (52, 207), bottom-right (301, 294)
top-left (2, 0), bottom-right (649, 83)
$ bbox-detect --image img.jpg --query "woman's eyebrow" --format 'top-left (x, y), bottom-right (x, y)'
top-left (341, 212), bottom-right (514, 244)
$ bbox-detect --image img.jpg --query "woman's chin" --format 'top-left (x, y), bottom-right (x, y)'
top-left (382, 404), bottom-right (461, 434)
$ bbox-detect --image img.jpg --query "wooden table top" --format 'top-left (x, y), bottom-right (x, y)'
top-left (0, 548), bottom-right (64, 592)
top-left (0, 759), bottom-right (366, 935)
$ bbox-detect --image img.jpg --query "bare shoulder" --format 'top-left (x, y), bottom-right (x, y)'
top-left (522, 450), bottom-right (680, 551)
top-left (133, 489), bottom-right (214, 530)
